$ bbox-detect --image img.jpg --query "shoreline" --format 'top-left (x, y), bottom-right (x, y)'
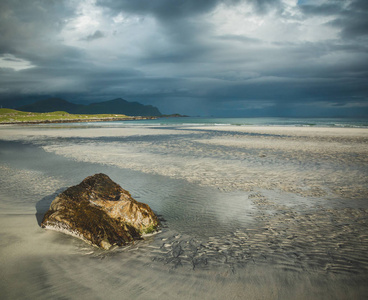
top-left (1, 123), bottom-right (367, 199)
top-left (0, 116), bottom-right (157, 125)
top-left (189, 124), bottom-right (368, 137)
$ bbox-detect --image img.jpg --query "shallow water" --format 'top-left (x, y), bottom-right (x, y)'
top-left (1, 123), bottom-right (368, 299)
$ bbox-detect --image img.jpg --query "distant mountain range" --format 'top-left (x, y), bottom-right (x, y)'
top-left (17, 98), bottom-right (162, 116)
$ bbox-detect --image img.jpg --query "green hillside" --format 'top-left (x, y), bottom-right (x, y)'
top-left (0, 108), bottom-right (136, 124)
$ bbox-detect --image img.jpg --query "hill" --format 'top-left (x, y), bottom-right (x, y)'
top-left (0, 108), bottom-right (153, 124)
top-left (17, 98), bottom-right (162, 116)
top-left (77, 98), bottom-right (162, 116)
top-left (18, 98), bottom-right (82, 113)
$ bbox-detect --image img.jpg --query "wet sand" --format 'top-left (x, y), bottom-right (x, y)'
top-left (0, 124), bottom-right (368, 299)
top-left (3, 124), bottom-right (365, 197)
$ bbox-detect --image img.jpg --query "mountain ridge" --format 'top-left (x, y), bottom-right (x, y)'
top-left (17, 98), bottom-right (162, 116)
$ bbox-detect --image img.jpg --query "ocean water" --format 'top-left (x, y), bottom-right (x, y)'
top-left (36, 116), bottom-right (368, 128)
top-left (96, 116), bottom-right (368, 128)
top-left (0, 119), bottom-right (368, 299)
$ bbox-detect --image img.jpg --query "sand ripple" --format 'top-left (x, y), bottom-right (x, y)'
top-left (1, 124), bottom-right (368, 299)
top-left (34, 125), bottom-right (368, 200)
top-left (145, 192), bottom-right (368, 276)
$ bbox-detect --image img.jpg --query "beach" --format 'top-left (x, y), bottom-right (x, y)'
top-left (0, 121), bottom-right (368, 299)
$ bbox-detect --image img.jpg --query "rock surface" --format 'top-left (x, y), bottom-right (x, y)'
top-left (41, 173), bottom-right (159, 249)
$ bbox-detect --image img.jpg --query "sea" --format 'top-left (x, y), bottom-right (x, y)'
top-left (0, 117), bottom-right (367, 299)
top-left (81, 116), bottom-right (368, 128)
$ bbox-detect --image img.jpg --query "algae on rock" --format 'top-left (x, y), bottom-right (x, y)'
top-left (41, 173), bottom-right (159, 249)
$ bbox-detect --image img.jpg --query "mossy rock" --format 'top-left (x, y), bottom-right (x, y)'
top-left (41, 173), bottom-right (159, 249)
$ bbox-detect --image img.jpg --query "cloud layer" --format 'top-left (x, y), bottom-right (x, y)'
top-left (0, 0), bottom-right (367, 116)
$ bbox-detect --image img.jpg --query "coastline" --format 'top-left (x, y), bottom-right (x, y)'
top-left (190, 124), bottom-right (368, 136)
top-left (0, 116), bottom-right (157, 125)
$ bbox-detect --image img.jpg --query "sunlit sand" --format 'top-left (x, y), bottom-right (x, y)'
top-left (1, 123), bottom-right (367, 299)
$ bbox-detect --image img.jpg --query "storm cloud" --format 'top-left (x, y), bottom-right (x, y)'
top-left (0, 0), bottom-right (367, 116)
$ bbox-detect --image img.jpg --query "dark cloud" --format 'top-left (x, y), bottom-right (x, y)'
top-left (0, 0), bottom-right (73, 56)
top-left (97, 0), bottom-right (284, 20)
top-left (216, 34), bottom-right (262, 44)
top-left (97, 0), bottom-right (222, 19)
top-left (299, 0), bottom-right (368, 39)
top-left (332, 15), bottom-right (368, 39)
top-left (2, 57), bottom-right (23, 62)
top-left (0, 0), bottom-right (367, 117)
top-left (299, 2), bottom-right (343, 16)
top-left (82, 30), bottom-right (106, 42)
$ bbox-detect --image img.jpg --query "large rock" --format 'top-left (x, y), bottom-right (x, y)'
top-left (41, 173), bottom-right (159, 249)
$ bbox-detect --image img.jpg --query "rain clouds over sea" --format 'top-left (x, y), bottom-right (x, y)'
top-left (0, 122), bottom-right (368, 299)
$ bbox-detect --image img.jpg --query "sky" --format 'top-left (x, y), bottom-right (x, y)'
top-left (0, 0), bottom-right (368, 117)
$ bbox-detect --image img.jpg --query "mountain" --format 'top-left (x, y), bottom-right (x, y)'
top-left (17, 98), bottom-right (162, 116)
top-left (18, 98), bottom-right (82, 113)
top-left (0, 94), bottom-right (55, 109)
top-left (77, 98), bottom-right (162, 116)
